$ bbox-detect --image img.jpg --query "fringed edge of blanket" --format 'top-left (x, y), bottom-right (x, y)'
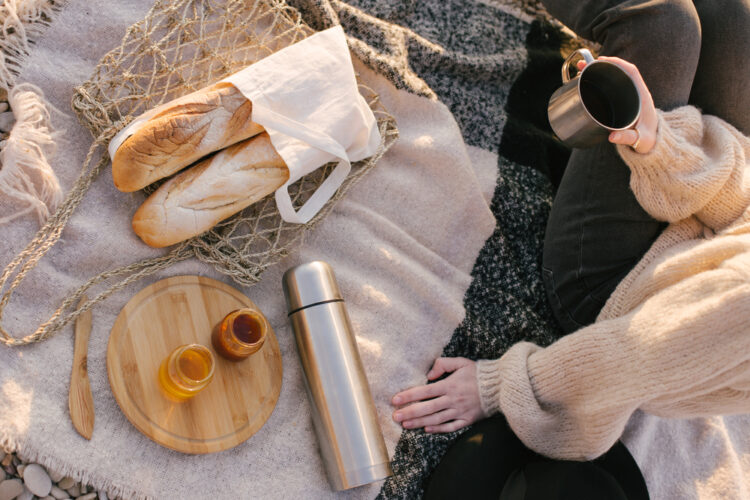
top-left (1, 432), bottom-right (154, 500)
top-left (0, 0), bottom-right (67, 91)
top-left (0, 83), bottom-right (63, 226)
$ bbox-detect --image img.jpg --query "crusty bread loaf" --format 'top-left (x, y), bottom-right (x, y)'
top-left (132, 132), bottom-right (289, 247)
top-left (112, 82), bottom-right (265, 192)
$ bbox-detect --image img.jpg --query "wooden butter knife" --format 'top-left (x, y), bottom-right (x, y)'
top-left (69, 295), bottom-right (95, 439)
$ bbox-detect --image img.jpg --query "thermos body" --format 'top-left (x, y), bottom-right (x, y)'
top-left (283, 261), bottom-right (392, 490)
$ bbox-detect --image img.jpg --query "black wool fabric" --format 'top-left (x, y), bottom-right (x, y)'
top-left (288, 0), bottom-right (577, 496)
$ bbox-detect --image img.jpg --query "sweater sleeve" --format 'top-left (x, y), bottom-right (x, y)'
top-left (477, 264), bottom-right (750, 461)
top-left (617, 107), bottom-right (750, 231)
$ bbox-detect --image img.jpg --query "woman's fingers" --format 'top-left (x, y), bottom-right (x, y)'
top-left (597, 56), bottom-right (641, 83)
top-left (391, 359), bottom-right (484, 434)
top-left (426, 357), bottom-right (471, 381)
top-left (595, 55), bottom-right (658, 154)
top-left (393, 396), bottom-right (450, 423)
top-left (425, 419), bottom-right (469, 434)
top-left (610, 128), bottom-right (652, 153)
top-left (391, 379), bottom-right (444, 406)
top-left (609, 129), bottom-right (639, 146)
top-left (610, 126), bottom-right (655, 154)
top-left (401, 409), bottom-right (458, 429)
top-left (391, 357), bottom-right (471, 407)
top-left (596, 56), bottom-right (652, 103)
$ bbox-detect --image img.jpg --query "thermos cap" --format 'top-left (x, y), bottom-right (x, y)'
top-left (282, 261), bottom-right (344, 314)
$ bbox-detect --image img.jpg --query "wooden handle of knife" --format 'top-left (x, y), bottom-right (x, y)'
top-left (70, 296), bottom-right (94, 439)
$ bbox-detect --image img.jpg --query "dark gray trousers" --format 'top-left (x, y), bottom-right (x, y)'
top-left (542, 0), bottom-right (750, 333)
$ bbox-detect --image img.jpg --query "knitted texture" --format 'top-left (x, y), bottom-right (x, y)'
top-left (478, 106), bottom-right (750, 460)
top-left (623, 107), bottom-right (750, 228)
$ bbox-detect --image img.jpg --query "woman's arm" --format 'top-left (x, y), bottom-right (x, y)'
top-left (588, 57), bottom-right (750, 232)
top-left (619, 108), bottom-right (750, 231)
top-left (480, 264), bottom-right (750, 460)
top-left (392, 262), bottom-right (750, 460)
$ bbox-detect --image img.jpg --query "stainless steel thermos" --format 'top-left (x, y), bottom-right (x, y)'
top-left (282, 261), bottom-right (392, 490)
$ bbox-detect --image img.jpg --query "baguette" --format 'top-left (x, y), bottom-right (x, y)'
top-left (132, 132), bottom-right (289, 247)
top-left (112, 82), bottom-right (264, 192)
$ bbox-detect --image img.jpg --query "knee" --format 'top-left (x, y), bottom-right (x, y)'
top-left (593, 0), bottom-right (702, 108)
top-left (647, 0), bottom-right (701, 32)
top-left (695, 0), bottom-right (750, 49)
top-left (614, 0), bottom-right (702, 59)
top-left (659, 0), bottom-right (702, 51)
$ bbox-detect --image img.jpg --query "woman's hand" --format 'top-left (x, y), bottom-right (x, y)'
top-left (391, 357), bottom-right (486, 433)
top-left (578, 56), bottom-right (658, 154)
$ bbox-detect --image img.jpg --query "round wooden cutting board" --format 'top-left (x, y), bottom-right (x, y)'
top-left (107, 275), bottom-right (282, 454)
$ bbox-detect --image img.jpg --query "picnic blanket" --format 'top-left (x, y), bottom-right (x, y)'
top-left (1, 0), bottom-right (749, 499)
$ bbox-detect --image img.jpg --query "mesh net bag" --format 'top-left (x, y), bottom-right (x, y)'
top-left (0, 0), bottom-right (398, 346)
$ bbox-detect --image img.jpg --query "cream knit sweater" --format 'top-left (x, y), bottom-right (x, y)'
top-left (477, 106), bottom-right (750, 461)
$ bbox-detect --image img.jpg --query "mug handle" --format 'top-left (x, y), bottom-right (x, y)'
top-left (562, 48), bottom-right (596, 83)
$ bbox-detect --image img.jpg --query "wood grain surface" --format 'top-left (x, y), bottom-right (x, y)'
top-left (69, 295), bottom-right (95, 440)
top-left (107, 275), bottom-right (282, 454)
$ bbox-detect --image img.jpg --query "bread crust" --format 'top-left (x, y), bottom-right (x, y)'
top-left (112, 82), bottom-right (264, 192)
top-left (132, 132), bottom-right (289, 247)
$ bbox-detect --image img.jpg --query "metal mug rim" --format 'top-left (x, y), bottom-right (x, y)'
top-left (575, 60), bottom-right (641, 132)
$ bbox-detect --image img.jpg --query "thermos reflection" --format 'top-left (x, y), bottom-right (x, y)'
top-left (283, 261), bottom-right (392, 490)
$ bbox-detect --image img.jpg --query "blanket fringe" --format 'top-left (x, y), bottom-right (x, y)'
top-left (2, 431), bottom-right (154, 500)
top-left (0, 82), bottom-right (63, 226)
top-left (0, 0), bottom-right (64, 90)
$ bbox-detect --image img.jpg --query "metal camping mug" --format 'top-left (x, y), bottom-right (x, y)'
top-left (548, 49), bottom-right (641, 148)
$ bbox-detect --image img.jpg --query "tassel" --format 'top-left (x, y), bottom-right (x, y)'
top-left (0, 0), bottom-right (62, 90)
top-left (0, 83), bottom-right (63, 226)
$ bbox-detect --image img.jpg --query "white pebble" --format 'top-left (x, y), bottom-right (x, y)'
top-left (17, 486), bottom-right (34, 500)
top-left (97, 491), bottom-right (108, 500)
top-left (57, 477), bottom-right (75, 490)
top-left (50, 485), bottom-right (70, 499)
top-left (0, 478), bottom-right (24, 500)
top-left (66, 485), bottom-right (80, 497)
top-left (22, 463), bottom-right (52, 497)
top-left (78, 493), bottom-right (97, 500)
top-left (48, 469), bottom-right (65, 483)
top-left (0, 112), bottom-right (14, 133)
top-left (0, 103), bottom-right (7, 113)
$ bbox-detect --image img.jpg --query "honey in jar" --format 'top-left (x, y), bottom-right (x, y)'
top-left (212, 308), bottom-right (268, 361)
top-left (158, 344), bottom-right (215, 401)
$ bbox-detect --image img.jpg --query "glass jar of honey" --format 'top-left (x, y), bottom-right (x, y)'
top-left (212, 308), bottom-right (268, 361)
top-left (158, 344), bottom-right (215, 401)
